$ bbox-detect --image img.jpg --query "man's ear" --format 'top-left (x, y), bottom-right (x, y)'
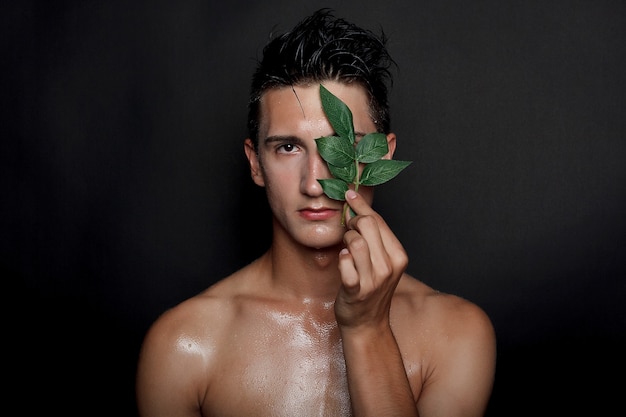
top-left (244, 138), bottom-right (265, 187)
top-left (384, 133), bottom-right (397, 159)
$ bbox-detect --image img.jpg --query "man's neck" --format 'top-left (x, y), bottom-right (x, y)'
top-left (264, 235), bottom-right (344, 302)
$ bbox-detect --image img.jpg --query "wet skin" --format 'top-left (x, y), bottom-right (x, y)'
top-left (136, 82), bottom-right (497, 417)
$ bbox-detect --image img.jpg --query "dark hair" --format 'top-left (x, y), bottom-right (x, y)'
top-left (247, 8), bottom-right (396, 147)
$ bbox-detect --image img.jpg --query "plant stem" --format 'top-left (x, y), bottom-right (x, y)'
top-left (353, 158), bottom-right (361, 191)
top-left (341, 159), bottom-right (362, 226)
top-left (341, 203), bottom-right (349, 226)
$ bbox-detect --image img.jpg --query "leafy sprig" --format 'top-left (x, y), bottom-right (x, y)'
top-left (315, 84), bottom-right (412, 223)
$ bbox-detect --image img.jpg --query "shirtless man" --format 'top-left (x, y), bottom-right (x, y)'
top-left (136, 9), bottom-right (496, 417)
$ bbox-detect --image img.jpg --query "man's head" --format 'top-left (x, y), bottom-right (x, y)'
top-left (247, 8), bottom-right (396, 148)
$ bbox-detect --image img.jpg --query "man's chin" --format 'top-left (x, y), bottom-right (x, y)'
top-left (306, 237), bottom-right (345, 252)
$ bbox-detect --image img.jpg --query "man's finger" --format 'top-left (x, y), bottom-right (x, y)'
top-left (344, 189), bottom-right (374, 219)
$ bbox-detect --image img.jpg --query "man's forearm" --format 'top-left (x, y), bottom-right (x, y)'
top-left (341, 325), bottom-right (419, 417)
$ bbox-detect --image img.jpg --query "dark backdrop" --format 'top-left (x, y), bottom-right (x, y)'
top-left (3, 0), bottom-right (625, 415)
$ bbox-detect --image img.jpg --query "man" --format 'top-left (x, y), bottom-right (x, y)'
top-left (136, 9), bottom-right (496, 417)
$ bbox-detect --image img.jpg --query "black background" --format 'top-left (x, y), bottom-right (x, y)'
top-left (3, 0), bottom-right (625, 415)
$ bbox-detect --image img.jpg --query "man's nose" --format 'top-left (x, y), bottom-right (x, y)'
top-left (301, 151), bottom-right (331, 197)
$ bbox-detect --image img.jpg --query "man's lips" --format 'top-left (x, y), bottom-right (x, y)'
top-left (298, 207), bottom-right (340, 221)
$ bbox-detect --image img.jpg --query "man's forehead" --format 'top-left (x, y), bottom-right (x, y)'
top-left (257, 86), bottom-right (325, 136)
top-left (258, 83), bottom-right (373, 128)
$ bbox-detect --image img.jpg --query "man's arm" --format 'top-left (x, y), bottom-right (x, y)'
top-left (336, 189), bottom-right (419, 416)
top-left (417, 299), bottom-right (496, 417)
top-left (136, 307), bottom-right (207, 417)
top-left (336, 189), bottom-right (496, 417)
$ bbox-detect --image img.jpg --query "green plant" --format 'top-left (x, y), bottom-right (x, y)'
top-left (315, 84), bottom-right (412, 224)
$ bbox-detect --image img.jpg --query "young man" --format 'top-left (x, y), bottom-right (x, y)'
top-left (136, 9), bottom-right (496, 417)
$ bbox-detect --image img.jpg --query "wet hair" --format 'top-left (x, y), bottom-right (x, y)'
top-left (247, 8), bottom-right (396, 148)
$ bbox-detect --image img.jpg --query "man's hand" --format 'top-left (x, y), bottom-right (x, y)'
top-left (334, 189), bottom-right (409, 329)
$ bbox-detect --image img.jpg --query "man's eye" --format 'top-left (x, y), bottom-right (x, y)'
top-left (278, 143), bottom-right (298, 153)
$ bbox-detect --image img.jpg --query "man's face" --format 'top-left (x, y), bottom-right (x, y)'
top-left (246, 81), bottom-right (392, 250)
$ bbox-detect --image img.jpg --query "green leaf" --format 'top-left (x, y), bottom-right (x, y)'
top-left (355, 133), bottom-right (389, 163)
top-left (315, 136), bottom-right (355, 167)
top-left (316, 84), bottom-right (414, 215)
top-left (317, 178), bottom-right (349, 201)
top-left (320, 84), bottom-right (355, 144)
top-left (360, 159), bottom-right (412, 186)
top-left (328, 162), bottom-right (357, 183)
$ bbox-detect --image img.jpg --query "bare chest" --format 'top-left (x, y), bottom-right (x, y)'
top-left (205, 321), bottom-right (352, 416)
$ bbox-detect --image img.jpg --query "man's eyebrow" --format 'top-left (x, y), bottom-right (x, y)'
top-left (263, 132), bottom-right (370, 145)
top-left (263, 135), bottom-right (305, 145)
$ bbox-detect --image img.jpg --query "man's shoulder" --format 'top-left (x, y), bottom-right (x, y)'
top-left (146, 260), bottom-right (267, 341)
top-left (394, 274), bottom-right (494, 341)
top-left (142, 273), bottom-right (237, 335)
top-left (142, 292), bottom-right (231, 350)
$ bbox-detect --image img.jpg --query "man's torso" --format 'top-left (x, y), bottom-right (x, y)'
top-left (192, 274), bottom-right (435, 416)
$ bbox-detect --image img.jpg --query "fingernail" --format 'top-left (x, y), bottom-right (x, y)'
top-left (346, 190), bottom-right (357, 200)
